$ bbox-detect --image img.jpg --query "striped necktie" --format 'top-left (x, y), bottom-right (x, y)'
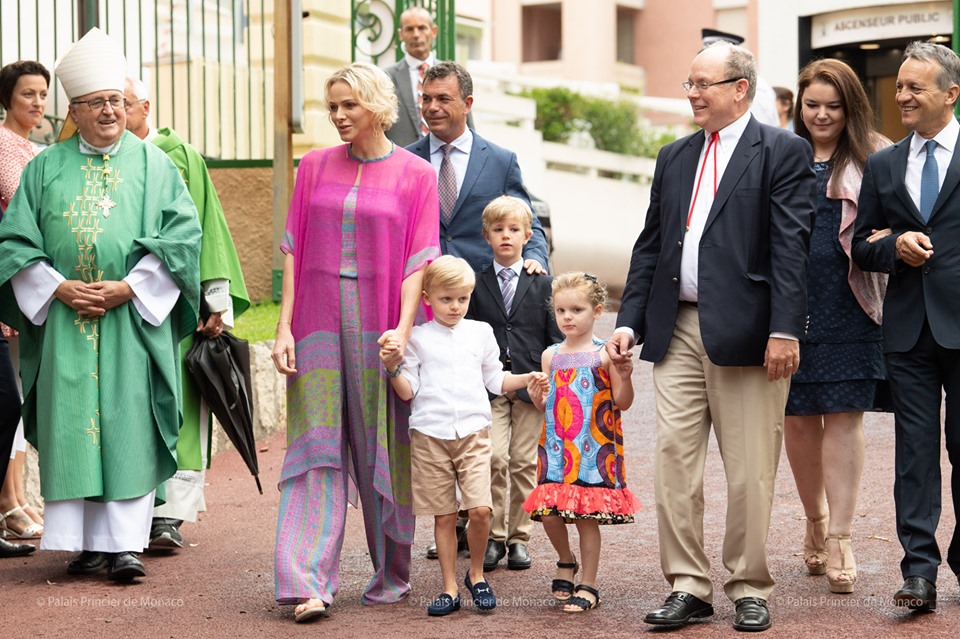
top-left (499, 268), bottom-right (516, 315)
top-left (417, 62), bottom-right (429, 137)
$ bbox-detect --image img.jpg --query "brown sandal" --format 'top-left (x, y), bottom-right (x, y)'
top-left (803, 514), bottom-right (828, 575)
top-left (826, 534), bottom-right (856, 594)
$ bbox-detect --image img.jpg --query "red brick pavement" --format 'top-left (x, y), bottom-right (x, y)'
top-left (3, 314), bottom-right (960, 638)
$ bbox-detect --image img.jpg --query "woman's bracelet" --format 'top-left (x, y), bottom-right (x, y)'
top-left (277, 320), bottom-right (291, 330)
top-left (385, 364), bottom-right (403, 378)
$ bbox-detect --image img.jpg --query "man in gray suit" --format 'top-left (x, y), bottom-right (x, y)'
top-left (384, 6), bottom-right (472, 147)
top-left (384, 6), bottom-right (438, 147)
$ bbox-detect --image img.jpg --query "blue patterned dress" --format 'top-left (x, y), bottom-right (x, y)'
top-left (786, 161), bottom-right (889, 415)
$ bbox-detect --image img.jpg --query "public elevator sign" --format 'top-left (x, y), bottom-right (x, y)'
top-left (811, 1), bottom-right (951, 49)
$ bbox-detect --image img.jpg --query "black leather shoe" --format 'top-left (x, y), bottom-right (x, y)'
top-left (733, 597), bottom-right (771, 632)
top-left (507, 542), bottom-right (531, 570)
top-left (148, 517), bottom-right (184, 550)
top-left (107, 552), bottom-right (146, 582)
top-left (483, 539), bottom-right (506, 571)
top-left (67, 550), bottom-right (110, 575)
top-left (644, 591), bottom-right (714, 626)
top-left (894, 576), bottom-right (936, 611)
top-left (0, 537), bottom-right (35, 558)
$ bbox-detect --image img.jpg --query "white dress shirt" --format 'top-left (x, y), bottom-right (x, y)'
top-left (680, 110), bottom-right (752, 302)
top-left (492, 259), bottom-right (522, 283)
top-left (429, 128), bottom-right (473, 194)
top-left (906, 116), bottom-right (958, 211)
top-left (401, 318), bottom-right (507, 440)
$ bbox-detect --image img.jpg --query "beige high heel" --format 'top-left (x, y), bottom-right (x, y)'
top-left (826, 534), bottom-right (856, 594)
top-left (803, 514), bottom-right (828, 575)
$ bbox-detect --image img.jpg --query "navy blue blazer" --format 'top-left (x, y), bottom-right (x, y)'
top-left (466, 267), bottom-right (562, 402)
top-left (852, 127), bottom-right (960, 353)
top-left (406, 132), bottom-right (549, 273)
top-left (616, 117), bottom-right (815, 366)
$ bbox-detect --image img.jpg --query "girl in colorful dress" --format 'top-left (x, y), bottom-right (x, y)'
top-left (524, 273), bottom-right (640, 612)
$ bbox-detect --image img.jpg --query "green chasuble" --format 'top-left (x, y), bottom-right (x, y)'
top-left (153, 127), bottom-right (249, 471)
top-left (0, 130), bottom-right (202, 502)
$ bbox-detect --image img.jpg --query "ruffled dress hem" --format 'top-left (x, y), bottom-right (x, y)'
top-left (523, 482), bottom-right (640, 525)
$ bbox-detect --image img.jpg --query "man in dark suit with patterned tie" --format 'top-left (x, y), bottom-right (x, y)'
top-left (853, 41), bottom-right (960, 613)
top-left (406, 61), bottom-right (549, 274)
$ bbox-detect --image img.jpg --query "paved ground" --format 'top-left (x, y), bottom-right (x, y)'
top-left (3, 313), bottom-right (960, 638)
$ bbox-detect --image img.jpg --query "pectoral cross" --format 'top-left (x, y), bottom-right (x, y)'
top-left (97, 193), bottom-right (117, 217)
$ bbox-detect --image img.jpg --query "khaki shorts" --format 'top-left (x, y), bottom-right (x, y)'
top-left (410, 428), bottom-right (493, 516)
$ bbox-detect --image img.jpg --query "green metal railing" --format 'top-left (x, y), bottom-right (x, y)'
top-left (351, 0), bottom-right (455, 65)
top-left (0, 0), bottom-right (269, 160)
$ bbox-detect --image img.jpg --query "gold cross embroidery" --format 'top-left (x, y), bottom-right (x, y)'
top-left (86, 418), bottom-right (100, 446)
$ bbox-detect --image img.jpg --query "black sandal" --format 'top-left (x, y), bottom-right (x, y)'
top-left (563, 584), bottom-right (601, 612)
top-left (551, 555), bottom-right (579, 601)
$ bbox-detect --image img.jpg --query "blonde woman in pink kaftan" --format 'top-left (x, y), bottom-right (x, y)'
top-left (271, 62), bottom-right (440, 623)
top-left (0, 61), bottom-right (49, 549)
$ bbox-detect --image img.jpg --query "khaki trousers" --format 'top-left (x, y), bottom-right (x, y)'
top-left (488, 391), bottom-right (542, 544)
top-left (652, 304), bottom-right (788, 602)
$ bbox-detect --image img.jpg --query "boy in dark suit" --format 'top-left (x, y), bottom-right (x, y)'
top-left (466, 196), bottom-right (563, 571)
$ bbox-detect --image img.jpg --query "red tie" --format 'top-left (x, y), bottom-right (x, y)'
top-left (687, 131), bottom-right (719, 231)
top-left (417, 63), bottom-right (429, 137)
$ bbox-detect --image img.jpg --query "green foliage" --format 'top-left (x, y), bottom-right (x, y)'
top-left (520, 87), bottom-right (675, 158)
top-left (232, 301), bottom-right (280, 344)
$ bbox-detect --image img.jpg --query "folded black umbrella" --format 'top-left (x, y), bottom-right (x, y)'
top-left (185, 331), bottom-right (262, 494)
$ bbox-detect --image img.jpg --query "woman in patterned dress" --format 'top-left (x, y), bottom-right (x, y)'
top-left (0, 60), bottom-right (49, 545)
top-left (524, 273), bottom-right (641, 612)
top-left (784, 58), bottom-right (891, 594)
top-left (271, 62), bottom-right (439, 622)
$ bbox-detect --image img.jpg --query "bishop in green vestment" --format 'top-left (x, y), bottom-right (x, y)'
top-left (0, 26), bottom-right (201, 582)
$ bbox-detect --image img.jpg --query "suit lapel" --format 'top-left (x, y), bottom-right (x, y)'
top-left (678, 135), bottom-right (703, 233)
top-left (931, 125), bottom-right (960, 220)
top-left (509, 270), bottom-right (533, 319)
top-left (703, 118), bottom-right (760, 233)
top-left (395, 64), bottom-right (420, 132)
top-left (481, 268), bottom-right (508, 317)
top-left (454, 135), bottom-right (487, 222)
top-left (889, 135), bottom-right (922, 222)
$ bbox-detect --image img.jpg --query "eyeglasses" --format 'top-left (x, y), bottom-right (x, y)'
top-left (71, 96), bottom-right (123, 112)
top-left (681, 78), bottom-right (743, 93)
top-left (124, 98), bottom-right (145, 111)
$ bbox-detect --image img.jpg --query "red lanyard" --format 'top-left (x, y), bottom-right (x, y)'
top-left (687, 131), bottom-right (719, 231)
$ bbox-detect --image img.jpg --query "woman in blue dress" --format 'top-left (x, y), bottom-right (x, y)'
top-left (784, 59), bottom-right (891, 595)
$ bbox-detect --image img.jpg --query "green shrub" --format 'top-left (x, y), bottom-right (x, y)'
top-left (520, 86), bottom-right (673, 158)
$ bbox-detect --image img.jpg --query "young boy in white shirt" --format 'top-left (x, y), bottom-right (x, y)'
top-left (379, 255), bottom-right (546, 616)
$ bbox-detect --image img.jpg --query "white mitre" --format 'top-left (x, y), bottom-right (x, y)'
top-left (55, 27), bottom-right (127, 99)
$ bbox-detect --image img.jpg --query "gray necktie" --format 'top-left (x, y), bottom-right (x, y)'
top-left (438, 144), bottom-right (457, 225)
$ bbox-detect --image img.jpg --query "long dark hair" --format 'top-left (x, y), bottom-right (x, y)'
top-left (794, 58), bottom-right (878, 192)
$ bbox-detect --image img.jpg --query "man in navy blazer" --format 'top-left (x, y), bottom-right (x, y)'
top-left (608, 42), bottom-right (814, 631)
top-left (852, 41), bottom-right (960, 612)
top-left (405, 61), bottom-right (549, 274)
